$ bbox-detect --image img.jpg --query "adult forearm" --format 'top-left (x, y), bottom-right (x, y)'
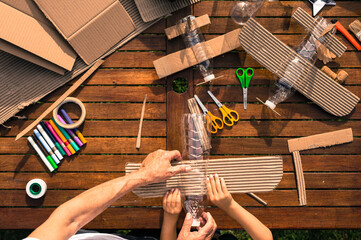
top-left (224, 201), bottom-right (272, 240)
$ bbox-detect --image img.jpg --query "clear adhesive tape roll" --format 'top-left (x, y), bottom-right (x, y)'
top-left (53, 97), bottom-right (86, 129)
top-left (26, 179), bottom-right (47, 199)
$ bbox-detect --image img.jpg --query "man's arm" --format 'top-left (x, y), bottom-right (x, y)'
top-left (28, 150), bottom-right (191, 240)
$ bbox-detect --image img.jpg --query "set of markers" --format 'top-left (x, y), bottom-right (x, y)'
top-left (27, 109), bottom-right (87, 172)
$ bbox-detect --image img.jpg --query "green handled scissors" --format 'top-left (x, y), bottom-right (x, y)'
top-left (236, 68), bottom-right (254, 110)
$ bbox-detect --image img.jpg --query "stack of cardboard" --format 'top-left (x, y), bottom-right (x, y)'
top-left (0, 0), bottom-right (199, 125)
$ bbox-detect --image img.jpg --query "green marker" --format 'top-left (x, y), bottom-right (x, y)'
top-left (33, 134), bottom-right (58, 170)
top-left (53, 118), bottom-right (80, 152)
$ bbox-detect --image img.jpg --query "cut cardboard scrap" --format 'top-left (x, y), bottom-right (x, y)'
top-left (239, 18), bottom-right (359, 117)
top-left (134, 0), bottom-right (200, 22)
top-left (287, 128), bottom-right (353, 206)
top-left (136, 94), bottom-right (147, 149)
top-left (126, 156), bottom-right (283, 198)
top-left (34, 0), bottom-right (136, 65)
top-left (154, 28), bottom-right (241, 79)
top-left (0, 1), bottom-right (76, 74)
top-left (165, 14), bottom-right (211, 40)
top-left (0, 0), bottom-right (162, 126)
top-left (15, 60), bottom-right (104, 141)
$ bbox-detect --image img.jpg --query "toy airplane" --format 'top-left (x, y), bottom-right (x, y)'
top-left (309, 0), bottom-right (336, 16)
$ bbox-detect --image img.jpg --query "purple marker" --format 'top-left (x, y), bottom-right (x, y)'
top-left (57, 114), bottom-right (84, 147)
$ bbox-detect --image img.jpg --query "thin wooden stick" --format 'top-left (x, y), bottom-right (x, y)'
top-left (292, 151), bottom-right (306, 206)
top-left (247, 193), bottom-right (268, 206)
top-left (15, 60), bottom-right (104, 141)
top-left (136, 94), bottom-right (147, 149)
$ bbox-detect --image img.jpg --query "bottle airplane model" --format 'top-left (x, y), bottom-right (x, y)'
top-left (309, 0), bottom-right (336, 16)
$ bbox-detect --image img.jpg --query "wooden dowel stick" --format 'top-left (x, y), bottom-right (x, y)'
top-left (292, 151), bottom-right (306, 206)
top-left (136, 94), bottom-right (147, 149)
top-left (15, 60), bottom-right (104, 141)
top-left (247, 193), bottom-right (268, 206)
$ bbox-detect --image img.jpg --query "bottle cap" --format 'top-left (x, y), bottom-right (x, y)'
top-left (192, 218), bottom-right (200, 227)
top-left (265, 100), bottom-right (276, 110)
top-left (204, 74), bottom-right (215, 82)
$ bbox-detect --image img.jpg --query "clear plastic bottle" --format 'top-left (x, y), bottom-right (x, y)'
top-left (230, 0), bottom-right (264, 25)
top-left (179, 16), bottom-right (215, 82)
top-left (180, 113), bottom-right (210, 227)
top-left (265, 31), bottom-right (319, 110)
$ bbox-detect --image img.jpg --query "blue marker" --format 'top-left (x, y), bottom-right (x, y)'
top-left (34, 129), bottom-right (59, 164)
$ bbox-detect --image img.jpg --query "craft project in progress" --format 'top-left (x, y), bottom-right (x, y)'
top-left (239, 16), bottom-right (359, 117)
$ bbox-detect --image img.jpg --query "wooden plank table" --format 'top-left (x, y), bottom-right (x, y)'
top-left (1, 1), bottom-right (361, 230)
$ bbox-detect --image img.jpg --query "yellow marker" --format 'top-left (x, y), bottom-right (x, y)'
top-left (49, 119), bottom-right (76, 155)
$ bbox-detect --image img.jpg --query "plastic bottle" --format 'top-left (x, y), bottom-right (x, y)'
top-left (230, 0), bottom-right (264, 25)
top-left (179, 15), bottom-right (215, 82)
top-left (264, 30), bottom-right (320, 110)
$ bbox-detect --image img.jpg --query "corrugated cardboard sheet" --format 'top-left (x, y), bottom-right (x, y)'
top-left (0, 0), bottom-right (161, 125)
top-left (135, 0), bottom-right (200, 22)
top-left (34, 0), bottom-right (136, 65)
top-left (0, 0), bottom-right (77, 74)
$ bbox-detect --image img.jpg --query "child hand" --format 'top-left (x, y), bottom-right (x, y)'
top-left (163, 188), bottom-right (182, 217)
top-left (206, 174), bottom-right (234, 212)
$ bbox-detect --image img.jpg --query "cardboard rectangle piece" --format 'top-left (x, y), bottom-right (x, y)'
top-left (135, 0), bottom-right (200, 22)
top-left (34, 0), bottom-right (136, 64)
top-left (154, 28), bottom-right (241, 79)
top-left (287, 128), bottom-right (353, 152)
top-left (165, 14), bottom-right (211, 40)
top-left (0, 1), bottom-right (77, 74)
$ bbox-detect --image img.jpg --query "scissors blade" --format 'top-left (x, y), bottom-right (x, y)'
top-left (309, 0), bottom-right (327, 16)
top-left (243, 88), bottom-right (248, 110)
top-left (194, 95), bottom-right (208, 114)
top-left (207, 91), bottom-right (223, 108)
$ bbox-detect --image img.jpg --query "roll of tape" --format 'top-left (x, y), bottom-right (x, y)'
top-left (53, 97), bottom-right (86, 129)
top-left (26, 179), bottom-right (47, 199)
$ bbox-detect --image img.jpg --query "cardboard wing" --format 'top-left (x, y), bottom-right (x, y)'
top-left (153, 29), bottom-right (241, 79)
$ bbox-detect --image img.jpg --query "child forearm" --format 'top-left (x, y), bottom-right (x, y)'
top-left (224, 200), bottom-right (273, 240)
top-left (160, 213), bottom-right (178, 240)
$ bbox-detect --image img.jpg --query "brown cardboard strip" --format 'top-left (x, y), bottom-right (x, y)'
top-left (134, 0), bottom-right (200, 22)
top-left (292, 151), bottom-right (306, 206)
top-left (0, 1), bottom-right (77, 72)
top-left (239, 18), bottom-right (359, 117)
top-left (154, 28), bottom-right (241, 79)
top-left (126, 156), bottom-right (283, 197)
top-left (287, 128), bottom-right (353, 153)
top-left (165, 14), bottom-right (211, 40)
top-left (292, 7), bottom-right (346, 58)
top-left (0, 0), bottom-right (162, 125)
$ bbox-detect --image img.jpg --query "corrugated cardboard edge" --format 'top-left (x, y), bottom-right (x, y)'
top-left (165, 14), bottom-right (210, 40)
top-left (287, 128), bottom-right (353, 152)
top-left (153, 28), bottom-right (241, 79)
top-left (134, 0), bottom-right (200, 22)
top-left (0, 39), bottom-right (65, 75)
top-left (0, 1), bottom-right (77, 72)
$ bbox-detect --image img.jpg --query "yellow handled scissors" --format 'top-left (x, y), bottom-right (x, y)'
top-left (194, 95), bottom-right (223, 134)
top-left (207, 91), bottom-right (239, 126)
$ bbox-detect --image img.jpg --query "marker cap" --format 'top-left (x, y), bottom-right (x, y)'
top-left (47, 155), bottom-right (58, 170)
top-left (55, 142), bottom-right (66, 156)
top-left (70, 140), bottom-right (80, 152)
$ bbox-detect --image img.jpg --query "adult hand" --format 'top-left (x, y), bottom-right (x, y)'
top-left (206, 174), bottom-right (233, 212)
top-left (139, 150), bottom-right (192, 184)
top-left (177, 212), bottom-right (217, 240)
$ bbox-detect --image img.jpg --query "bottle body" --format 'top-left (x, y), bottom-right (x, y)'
top-left (230, 0), bottom-right (264, 25)
top-left (179, 16), bottom-right (215, 82)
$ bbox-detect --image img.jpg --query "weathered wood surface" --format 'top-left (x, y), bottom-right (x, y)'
top-left (0, 0), bottom-right (360, 230)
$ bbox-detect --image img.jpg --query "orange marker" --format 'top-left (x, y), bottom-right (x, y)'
top-left (49, 119), bottom-right (76, 154)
